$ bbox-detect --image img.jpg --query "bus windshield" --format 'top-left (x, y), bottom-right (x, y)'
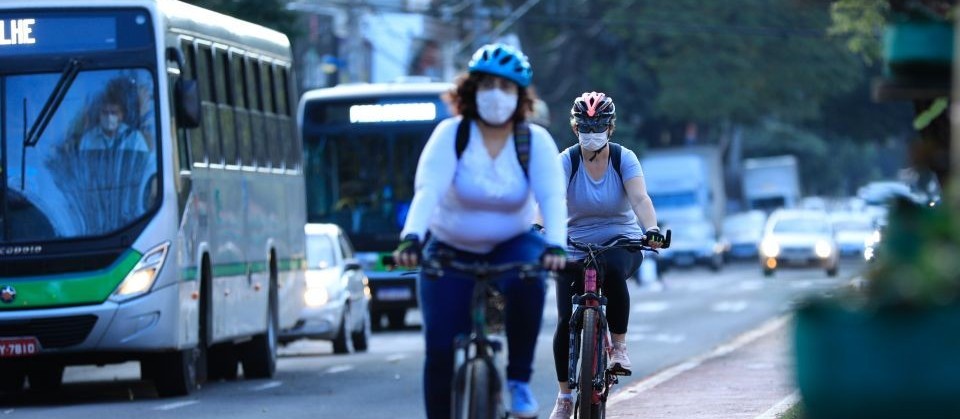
top-left (1, 69), bottom-right (159, 242)
top-left (302, 92), bottom-right (449, 251)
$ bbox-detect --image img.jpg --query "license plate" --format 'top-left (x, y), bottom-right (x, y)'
top-left (0, 337), bottom-right (41, 358)
top-left (376, 287), bottom-right (413, 302)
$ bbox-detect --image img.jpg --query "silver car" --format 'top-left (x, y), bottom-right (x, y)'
top-left (281, 224), bottom-right (372, 354)
top-left (758, 210), bottom-right (839, 277)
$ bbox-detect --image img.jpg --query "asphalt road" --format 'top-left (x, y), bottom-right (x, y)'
top-left (0, 259), bottom-right (860, 418)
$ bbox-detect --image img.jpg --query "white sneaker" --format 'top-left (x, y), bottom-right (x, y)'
top-left (609, 343), bottom-right (632, 375)
top-left (548, 396), bottom-right (574, 419)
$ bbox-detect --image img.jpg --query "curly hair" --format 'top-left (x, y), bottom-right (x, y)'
top-left (443, 72), bottom-right (535, 125)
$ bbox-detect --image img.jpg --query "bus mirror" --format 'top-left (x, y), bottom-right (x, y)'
top-left (175, 79), bottom-right (201, 129)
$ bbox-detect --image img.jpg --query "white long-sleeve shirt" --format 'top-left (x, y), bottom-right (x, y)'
top-left (400, 117), bottom-right (567, 253)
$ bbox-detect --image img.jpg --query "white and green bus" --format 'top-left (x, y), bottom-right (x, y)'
top-left (297, 82), bottom-right (452, 330)
top-left (0, 0), bottom-right (306, 397)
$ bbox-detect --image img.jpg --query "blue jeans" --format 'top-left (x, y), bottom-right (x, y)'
top-left (418, 231), bottom-right (547, 419)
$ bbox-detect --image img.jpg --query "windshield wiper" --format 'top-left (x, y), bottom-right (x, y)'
top-left (24, 58), bottom-right (81, 147)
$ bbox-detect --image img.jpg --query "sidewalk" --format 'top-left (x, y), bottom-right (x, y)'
top-left (606, 316), bottom-right (798, 419)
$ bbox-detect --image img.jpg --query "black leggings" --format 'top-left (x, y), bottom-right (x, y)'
top-left (552, 247), bottom-right (642, 382)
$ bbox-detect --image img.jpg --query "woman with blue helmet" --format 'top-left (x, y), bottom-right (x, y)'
top-left (393, 43), bottom-right (568, 419)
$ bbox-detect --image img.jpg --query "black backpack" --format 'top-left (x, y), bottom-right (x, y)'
top-left (455, 118), bottom-right (531, 178)
top-left (565, 142), bottom-right (624, 185)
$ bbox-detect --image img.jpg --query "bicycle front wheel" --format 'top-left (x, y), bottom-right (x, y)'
top-left (577, 309), bottom-right (601, 419)
top-left (453, 357), bottom-right (500, 419)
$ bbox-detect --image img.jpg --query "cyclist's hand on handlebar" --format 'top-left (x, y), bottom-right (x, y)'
top-left (644, 228), bottom-right (667, 249)
top-left (392, 234), bottom-right (422, 268)
top-left (541, 245), bottom-right (567, 271)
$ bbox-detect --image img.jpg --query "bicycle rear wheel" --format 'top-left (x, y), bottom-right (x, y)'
top-left (453, 357), bottom-right (500, 419)
top-left (577, 309), bottom-right (600, 419)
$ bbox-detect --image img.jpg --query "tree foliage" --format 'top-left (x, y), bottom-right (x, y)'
top-left (182, 0), bottom-right (300, 39)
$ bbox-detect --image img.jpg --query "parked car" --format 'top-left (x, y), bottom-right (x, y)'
top-left (659, 219), bottom-right (724, 272)
top-left (758, 209), bottom-right (839, 277)
top-left (830, 212), bottom-right (875, 257)
top-left (281, 223), bottom-right (371, 354)
top-left (722, 210), bottom-right (767, 260)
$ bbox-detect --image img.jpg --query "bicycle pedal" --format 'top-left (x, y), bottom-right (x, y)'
top-left (608, 366), bottom-right (632, 376)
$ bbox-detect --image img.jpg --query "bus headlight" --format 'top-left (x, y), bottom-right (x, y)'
top-left (111, 242), bottom-right (170, 302)
top-left (815, 240), bottom-right (833, 259)
top-left (760, 239), bottom-right (780, 258)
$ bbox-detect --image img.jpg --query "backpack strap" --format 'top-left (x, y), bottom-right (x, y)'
top-left (514, 122), bottom-right (531, 178)
top-left (567, 144), bottom-right (582, 185)
top-left (566, 142), bottom-right (624, 185)
top-left (455, 118), bottom-right (471, 159)
top-left (456, 118), bottom-right (531, 179)
top-left (609, 142), bottom-right (623, 180)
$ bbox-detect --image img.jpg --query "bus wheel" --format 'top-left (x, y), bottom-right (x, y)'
top-left (28, 364), bottom-right (65, 392)
top-left (150, 348), bottom-right (199, 397)
top-left (242, 282), bottom-right (278, 379)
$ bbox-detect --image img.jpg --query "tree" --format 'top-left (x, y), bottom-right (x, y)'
top-left (182, 0), bottom-right (300, 39)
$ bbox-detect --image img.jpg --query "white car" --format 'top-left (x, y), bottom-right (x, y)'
top-left (659, 219), bottom-right (724, 272)
top-left (830, 212), bottom-right (875, 257)
top-left (758, 210), bottom-right (839, 277)
top-left (722, 210), bottom-right (767, 260)
top-left (281, 224), bottom-right (372, 354)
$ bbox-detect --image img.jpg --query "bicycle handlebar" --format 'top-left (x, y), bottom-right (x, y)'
top-left (381, 255), bottom-right (541, 280)
top-left (567, 230), bottom-right (672, 254)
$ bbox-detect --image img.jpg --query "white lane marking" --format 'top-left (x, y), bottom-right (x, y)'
top-left (738, 280), bottom-right (765, 291)
top-left (250, 381), bottom-right (283, 391)
top-left (628, 333), bottom-right (686, 344)
top-left (754, 390), bottom-right (800, 419)
top-left (790, 280), bottom-right (813, 289)
top-left (633, 301), bottom-right (670, 313)
top-left (325, 365), bottom-right (355, 374)
top-left (386, 354), bottom-right (407, 362)
top-left (712, 300), bottom-right (749, 313)
top-left (154, 400), bottom-right (199, 411)
top-left (606, 315), bottom-right (790, 408)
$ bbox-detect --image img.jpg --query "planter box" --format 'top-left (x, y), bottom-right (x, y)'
top-left (795, 300), bottom-right (960, 419)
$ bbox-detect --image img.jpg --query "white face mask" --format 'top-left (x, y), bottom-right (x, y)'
top-left (476, 89), bottom-right (518, 126)
top-left (578, 132), bottom-right (608, 151)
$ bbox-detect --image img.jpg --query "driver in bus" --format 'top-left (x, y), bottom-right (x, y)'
top-left (79, 79), bottom-right (149, 152)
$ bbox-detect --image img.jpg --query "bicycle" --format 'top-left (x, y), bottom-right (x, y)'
top-left (385, 252), bottom-right (542, 419)
top-left (566, 233), bottom-right (671, 419)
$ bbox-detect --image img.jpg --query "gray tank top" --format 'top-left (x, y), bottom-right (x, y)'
top-left (562, 145), bottom-right (645, 257)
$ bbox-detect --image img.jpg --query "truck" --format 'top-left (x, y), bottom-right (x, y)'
top-left (741, 155), bottom-right (801, 212)
top-left (641, 146), bottom-right (726, 232)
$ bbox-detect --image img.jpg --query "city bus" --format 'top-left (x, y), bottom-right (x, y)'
top-left (297, 82), bottom-right (452, 330)
top-left (0, 0), bottom-right (306, 396)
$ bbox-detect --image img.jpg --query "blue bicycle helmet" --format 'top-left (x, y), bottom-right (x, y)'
top-left (467, 43), bottom-right (532, 88)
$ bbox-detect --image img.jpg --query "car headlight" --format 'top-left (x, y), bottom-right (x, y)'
top-left (815, 240), bottom-right (833, 258)
top-left (110, 242), bottom-right (170, 302)
top-left (304, 287), bottom-right (329, 307)
top-left (760, 239), bottom-right (780, 257)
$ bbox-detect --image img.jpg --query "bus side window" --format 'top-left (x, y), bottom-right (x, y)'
top-left (181, 39), bottom-right (206, 166)
top-left (216, 47), bottom-right (237, 166)
top-left (279, 66), bottom-right (300, 170)
top-left (233, 51), bottom-right (253, 167)
top-left (197, 43), bottom-right (221, 164)
top-left (247, 56), bottom-right (267, 168)
top-left (260, 61), bottom-right (283, 169)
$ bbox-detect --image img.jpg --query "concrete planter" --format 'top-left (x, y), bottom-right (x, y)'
top-left (795, 299), bottom-right (960, 419)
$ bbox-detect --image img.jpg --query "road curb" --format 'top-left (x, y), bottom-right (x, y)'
top-left (606, 315), bottom-right (791, 408)
top-left (753, 390), bottom-right (799, 419)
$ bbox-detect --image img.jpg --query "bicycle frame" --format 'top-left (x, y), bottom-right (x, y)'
top-left (421, 258), bottom-right (540, 419)
top-left (566, 234), bottom-right (669, 419)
